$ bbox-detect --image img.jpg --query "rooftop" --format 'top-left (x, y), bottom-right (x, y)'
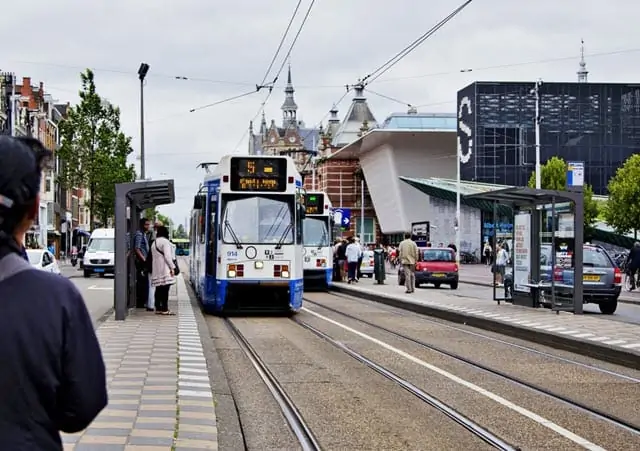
top-left (381, 112), bottom-right (457, 131)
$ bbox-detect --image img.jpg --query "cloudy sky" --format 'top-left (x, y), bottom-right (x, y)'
top-left (2, 0), bottom-right (640, 225)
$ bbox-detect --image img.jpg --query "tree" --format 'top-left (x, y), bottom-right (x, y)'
top-left (528, 156), bottom-right (599, 230)
top-left (174, 224), bottom-right (188, 239)
top-left (157, 214), bottom-right (171, 227)
top-left (604, 154), bottom-right (640, 239)
top-left (57, 69), bottom-right (135, 228)
top-left (143, 207), bottom-right (158, 222)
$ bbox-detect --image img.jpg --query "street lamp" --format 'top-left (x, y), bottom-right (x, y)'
top-left (531, 79), bottom-right (543, 189)
top-left (138, 63), bottom-right (150, 180)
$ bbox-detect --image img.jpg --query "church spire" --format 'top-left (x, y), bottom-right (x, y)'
top-left (281, 64), bottom-right (298, 127)
top-left (577, 39), bottom-right (588, 83)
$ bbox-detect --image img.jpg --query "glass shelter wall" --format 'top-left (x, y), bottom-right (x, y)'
top-left (457, 81), bottom-right (640, 194)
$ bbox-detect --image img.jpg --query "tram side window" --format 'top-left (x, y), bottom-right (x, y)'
top-left (199, 213), bottom-right (205, 244)
top-left (296, 196), bottom-right (304, 245)
top-left (206, 200), bottom-right (217, 276)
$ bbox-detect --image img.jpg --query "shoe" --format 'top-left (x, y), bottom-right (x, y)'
top-left (146, 308), bottom-right (154, 312)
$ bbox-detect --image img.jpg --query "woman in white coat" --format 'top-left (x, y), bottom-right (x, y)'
top-left (150, 225), bottom-right (176, 315)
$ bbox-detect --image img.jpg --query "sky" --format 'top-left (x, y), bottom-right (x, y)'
top-left (2, 0), bottom-right (640, 226)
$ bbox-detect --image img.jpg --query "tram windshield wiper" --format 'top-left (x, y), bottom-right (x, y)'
top-left (275, 223), bottom-right (293, 250)
top-left (224, 219), bottom-right (243, 249)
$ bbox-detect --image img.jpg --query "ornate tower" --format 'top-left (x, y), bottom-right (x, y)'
top-left (577, 39), bottom-right (589, 83)
top-left (281, 65), bottom-right (298, 127)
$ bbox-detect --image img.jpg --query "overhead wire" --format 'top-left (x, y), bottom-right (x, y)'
top-left (361, 0), bottom-right (474, 86)
top-left (233, 0), bottom-right (318, 153)
top-left (259, 0), bottom-right (304, 86)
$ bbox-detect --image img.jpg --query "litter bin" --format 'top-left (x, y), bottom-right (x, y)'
top-left (373, 249), bottom-right (386, 284)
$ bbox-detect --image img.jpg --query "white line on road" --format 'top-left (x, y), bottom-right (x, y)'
top-left (88, 285), bottom-right (113, 291)
top-left (303, 307), bottom-right (607, 451)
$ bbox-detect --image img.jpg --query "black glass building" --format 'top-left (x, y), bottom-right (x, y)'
top-left (456, 81), bottom-right (640, 195)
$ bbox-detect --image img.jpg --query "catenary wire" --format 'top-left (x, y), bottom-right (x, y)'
top-left (259, 0), bottom-right (304, 86)
top-left (361, 0), bottom-right (475, 85)
top-left (232, 0), bottom-right (318, 153)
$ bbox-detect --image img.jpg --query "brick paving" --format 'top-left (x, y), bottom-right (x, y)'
top-left (336, 277), bottom-right (640, 357)
top-left (62, 276), bottom-right (218, 450)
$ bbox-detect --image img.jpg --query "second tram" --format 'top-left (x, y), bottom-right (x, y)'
top-left (302, 191), bottom-right (333, 289)
top-left (189, 155), bottom-right (306, 314)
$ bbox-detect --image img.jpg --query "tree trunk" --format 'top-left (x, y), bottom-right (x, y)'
top-left (89, 181), bottom-right (95, 231)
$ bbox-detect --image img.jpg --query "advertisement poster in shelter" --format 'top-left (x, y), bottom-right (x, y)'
top-left (514, 213), bottom-right (531, 293)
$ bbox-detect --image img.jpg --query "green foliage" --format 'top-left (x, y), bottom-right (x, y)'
top-left (527, 156), bottom-right (567, 190)
top-left (173, 224), bottom-right (187, 239)
top-left (143, 207), bottom-right (158, 222)
top-left (604, 154), bottom-right (640, 238)
top-left (57, 69), bottom-right (135, 227)
top-left (157, 214), bottom-right (171, 227)
top-left (527, 156), bottom-right (599, 229)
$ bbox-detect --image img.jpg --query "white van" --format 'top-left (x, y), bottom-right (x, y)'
top-left (83, 228), bottom-right (115, 278)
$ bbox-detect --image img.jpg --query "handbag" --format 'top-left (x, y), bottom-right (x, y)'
top-left (155, 240), bottom-right (180, 276)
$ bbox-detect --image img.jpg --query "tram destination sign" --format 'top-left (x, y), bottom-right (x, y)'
top-left (230, 157), bottom-right (287, 192)
top-left (304, 193), bottom-right (324, 215)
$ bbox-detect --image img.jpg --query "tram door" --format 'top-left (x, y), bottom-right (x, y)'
top-left (205, 193), bottom-right (218, 279)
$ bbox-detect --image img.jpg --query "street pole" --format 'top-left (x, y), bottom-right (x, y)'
top-left (311, 158), bottom-right (316, 191)
top-left (360, 178), bottom-right (365, 243)
top-left (138, 63), bottom-right (150, 180)
top-left (533, 79), bottom-right (543, 189)
top-left (455, 145), bottom-right (461, 267)
top-left (10, 73), bottom-right (16, 136)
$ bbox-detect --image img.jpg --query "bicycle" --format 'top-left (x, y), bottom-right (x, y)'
top-left (622, 262), bottom-right (639, 291)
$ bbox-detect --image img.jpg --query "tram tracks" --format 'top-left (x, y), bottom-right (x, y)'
top-left (226, 315), bottom-right (519, 450)
top-left (303, 296), bottom-right (640, 438)
top-left (224, 318), bottom-right (322, 451)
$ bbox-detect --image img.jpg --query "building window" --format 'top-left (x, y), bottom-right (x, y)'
top-left (45, 178), bottom-right (51, 193)
top-left (355, 217), bottom-right (376, 244)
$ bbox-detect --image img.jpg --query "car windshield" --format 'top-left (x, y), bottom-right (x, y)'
top-left (88, 238), bottom-right (114, 252)
top-left (26, 250), bottom-right (42, 265)
top-left (222, 195), bottom-right (294, 244)
top-left (540, 246), bottom-right (611, 268)
top-left (303, 217), bottom-right (330, 247)
top-left (421, 249), bottom-right (455, 262)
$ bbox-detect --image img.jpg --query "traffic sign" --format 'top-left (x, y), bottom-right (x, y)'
top-left (567, 161), bottom-right (585, 188)
top-left (332, 208), bottom-right (351, 231)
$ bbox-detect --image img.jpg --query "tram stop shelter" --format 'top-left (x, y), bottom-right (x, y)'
top-left (114, 180), bottom-right (175, 320)
top-left (463, 186), bottom-right (585, 314)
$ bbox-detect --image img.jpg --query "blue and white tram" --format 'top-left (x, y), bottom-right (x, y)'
top-left (302, 192), bottom-right (334, 290)
top-left (189, 155), bottom-right (306, 314)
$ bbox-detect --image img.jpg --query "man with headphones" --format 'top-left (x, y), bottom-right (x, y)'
top-left (0, 136), bottom-right (107, 449)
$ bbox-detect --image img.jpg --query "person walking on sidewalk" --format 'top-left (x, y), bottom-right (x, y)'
top-left (398, 232), bottom-right (419, 293)
top-left (151, 225), bottom-right (176, 315)
top-left (0, 136), bottom-right (107, 450)
top-left (345, 237), bottom-right (362, 283)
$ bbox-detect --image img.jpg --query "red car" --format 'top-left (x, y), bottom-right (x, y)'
top-left (397, 247), bottom-right (459, 289)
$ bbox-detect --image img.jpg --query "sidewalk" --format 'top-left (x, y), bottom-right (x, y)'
top-left (333, 277), bottom-right (640, 369)
top-left (61, 276), bottom-right (218, 450)
top-left (385, 262), bottom-right (640, 305)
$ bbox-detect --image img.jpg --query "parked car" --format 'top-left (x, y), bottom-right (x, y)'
top-left (360, 250), bottom-right (375, 277)
top-left (539, 244), bottom-right (622, 314)
top-left (398, 247), bottom-right (458, 289)
top-left (26, 249), bottom-right (61, 275)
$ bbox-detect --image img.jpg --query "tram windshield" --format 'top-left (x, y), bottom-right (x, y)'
top-left (303, 217), bottom-right (330, 247)
top-left (222, 195), bottom-right (294, 245)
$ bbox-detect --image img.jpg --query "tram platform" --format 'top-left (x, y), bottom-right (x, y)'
top-left (332, 278), bottom-right (640, 370)
top-left (61, 276), bottom-right (218, 450)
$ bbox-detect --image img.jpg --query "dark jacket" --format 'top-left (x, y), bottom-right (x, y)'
top-left (0, 254), bottom-right (107, 450)
top-left (628, 245), bottom-right (640, 270)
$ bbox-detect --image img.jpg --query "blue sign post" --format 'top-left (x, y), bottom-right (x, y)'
top-left (332, 208), bottom-right (351, 232)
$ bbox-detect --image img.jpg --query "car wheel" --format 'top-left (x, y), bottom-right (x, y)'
top-left (450, 282), bottom-right (458, 290)
top-left (598, 299), bottom-right (618, 315)
top-left (83, 270), bottom-right (91, 278)
top-left (433, 283), bottom-right (441, 289)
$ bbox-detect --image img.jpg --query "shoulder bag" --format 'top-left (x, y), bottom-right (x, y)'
top-left (155, 240), bottom-right (180, 276)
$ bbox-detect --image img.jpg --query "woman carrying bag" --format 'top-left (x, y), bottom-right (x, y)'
top-left (150, 226), bottom-right (177, 315)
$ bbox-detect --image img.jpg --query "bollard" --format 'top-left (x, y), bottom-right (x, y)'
top-left (373, 249), bottom-right (386, 284)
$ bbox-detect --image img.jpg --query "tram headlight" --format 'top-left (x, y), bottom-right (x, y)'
top-left (227, 270), bottom-right (236, 278)
top-left (281, 270), bottom-right (290, 278)
top-left (281, 264), bottom-right (290, 279)
top-left (254, 260), bottom-right (264, 269)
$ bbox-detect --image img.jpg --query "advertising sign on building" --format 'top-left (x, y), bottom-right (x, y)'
top-left (513, 213), bottom-right (531, 293)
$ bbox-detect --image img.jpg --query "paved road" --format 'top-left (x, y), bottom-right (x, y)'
top-left (62, 265), bottom-right (113, 325)
top-left (382, 267), bottom-right (640, 325)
